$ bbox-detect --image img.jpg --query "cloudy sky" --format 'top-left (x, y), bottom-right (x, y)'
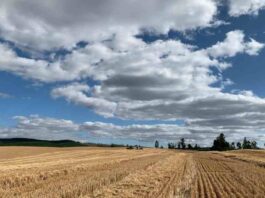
top-left (1, 0), bottom-right (265, 146)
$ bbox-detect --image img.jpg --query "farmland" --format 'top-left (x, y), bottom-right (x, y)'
top-left (0, 147), bottom-right (265, 197)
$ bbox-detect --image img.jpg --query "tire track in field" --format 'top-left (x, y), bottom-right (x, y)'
top-left (191, 152), bottom-right (265, 198)
top-left (93, 153), bottom-right (195, 198)
top-left (197, 159), bottom-right (216, 198)
top-left (0, 148), bottom-right (171, 198)
top-left (155, 155), bottom-right (193, 198)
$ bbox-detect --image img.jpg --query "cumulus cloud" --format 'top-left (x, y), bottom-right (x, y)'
top-left (0, 0), bottom-right (218, 50)
top-left (1, 1), bottom-right (265, 145)
top-left (0, 115), bottom-right (192, 143)
top-left (49, 31), bottom-right (264, 120)
top-left (245, 38), bottom-right (265, 55)
top-left (228, 0), bottom-right (265, 16)
top-left (207, 30), bottom-right (264, 57)
top-left (1, 115), bottom-right (265, 146)
top-left (51, 83), bottom-right (117, 117)
top-left (81, 122), bottom-right (190, 142)
top-left (0, 29), bottom-right (264, 146)
top-left (42, 29), bottom-right (265, 146)
top-left (0, 43), bottom-right (64, 82)
top-left (0, 115), bottom-right (80, 140)
top-left (1, 30), bottom-right (262, 83)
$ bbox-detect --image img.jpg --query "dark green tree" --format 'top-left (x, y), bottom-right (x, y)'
top-left (236, 142), bottom-right (242, 149)
top-left (180, 138), bottom-right (186, 149)
top-left (231, 142), bottom-right (235, 150)
top-left (251, 141), bottom-right (258, 149)
top-left (155, 140), bottom-right (159, 148)
top-left (212, 133), bottom-right (230, 151)
top-left (168, 143), bottom-right (173, 149)
top-left (242, 137), bottom-right (251, 149)
top-left (187, 144), bottom-right (193, 150)
top-left (169, 142), bottom-right (176, 149)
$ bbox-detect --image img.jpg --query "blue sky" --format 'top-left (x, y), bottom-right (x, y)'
top-left (1, 0), bottom-right (265, 146)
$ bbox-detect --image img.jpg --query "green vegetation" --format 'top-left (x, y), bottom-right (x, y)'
top-left (155, 140), bottom-right (159, 148)
top-left (0, 138), bottom-right (85, 147)
top-left (167, 133), bottom-right (260, 151)
top-left (212, 133), bottom-right (230, 151)
top-left (0, 138), bottom-right (126, 148)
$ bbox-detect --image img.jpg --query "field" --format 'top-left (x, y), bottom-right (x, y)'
top-left (0, 147), bottom-right (265, 197)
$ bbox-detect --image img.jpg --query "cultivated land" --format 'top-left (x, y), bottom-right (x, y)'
top-left (0, 147), bottom-right (265, 197)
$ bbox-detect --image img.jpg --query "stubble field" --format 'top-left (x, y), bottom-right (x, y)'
top-left (0, 147), bottom-right (265, 198)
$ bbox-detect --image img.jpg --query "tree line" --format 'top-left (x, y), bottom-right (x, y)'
top-left (155, 133), bottom-right (260, 151)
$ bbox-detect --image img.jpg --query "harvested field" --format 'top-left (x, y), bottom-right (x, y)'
top-left (191, 152), bottom-right (265, 198)
top-left (0, 147), bottom-right (265, 197)
top-left (221, 149), bottom-right (265, 166)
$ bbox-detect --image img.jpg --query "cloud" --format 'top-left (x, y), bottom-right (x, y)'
top-left (0, 0), bottom-right (220, 83)
top-left (207, 30), bottom-right (264, 57)
top-left (1, 1), bottom-right (265, 145)
top-left (1, 115), bottom-right (265, 146)
top-left (43, 29), bottom-right (265, 145)
top-left (1, 30), bottom-right (262, 83)
top-left (49, 31), bottom-right (264, 120)
top-left (0, 0), bottom-right (218, 50)
top-left (0, 92), bottom-right (12, 99)
top-left (0, 115), bottom-right (80, 140)
top-left (228, 0), bottom-right (265, 16)
top-left (81, 122), bottom-right (188, 141)
top-left (0, 115), bottom-right (192, 143)
top-left (245, 38), bottom-right (265, 55)
top-left (51, 83), bottom-right (117, 117)
top-left (0, 26), bottom-right (264, 145)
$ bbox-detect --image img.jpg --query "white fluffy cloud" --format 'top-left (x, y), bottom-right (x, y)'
top-left (0, 115), bottom-right (80, 140)
top-left (1, 1), bottom-right (265, 145)
top-left (207, 30), bottom-right (264, 57)
top-left (0, 28), bottom-right (264, 145)
top-left (44, 29), bottom-right (265, 145)
top-left (49, 31), bottom-right (264, 120)
top-left (51, 83), bottom-right (117, 117)
top-left (228, 0), bottom-right (265, 16)
top-left (1, 115), bottom-right (265, 146)
top-left (0, 0), bottom-right (218, 50)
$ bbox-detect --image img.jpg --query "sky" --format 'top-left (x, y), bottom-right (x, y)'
top-left (1, 0), bottom-right (265, 147)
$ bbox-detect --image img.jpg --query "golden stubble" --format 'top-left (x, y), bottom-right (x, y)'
top-left (0, 147), bottom-right (265, 198)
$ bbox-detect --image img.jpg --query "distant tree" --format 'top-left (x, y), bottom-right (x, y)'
top-left (212, 133), bottom-right (230, 151)
top-left (236, 142), bottom-right (242, 149)
top-left (177, 142), bottom-right (181, 149)
top-left (180, 138), bottom-right (186, 149)
top-left (188, 144), bottom-right (193, 150)
top-left (231, 142), bottom-right (236, 150)
top-left (251, 141), bottom-right (258, 149)
top-left (160, 146), bottom-right (164, 149)
top-left (155, 140), bottom-right (159, 148)
top-left (242, 137), bottom-right (252, 149)
top-left (168, 143), bottom-right (176, 149)
top-left (194, 144), bottom-right (200, 150)
top-left (126, 145), bottom-right (134, 149)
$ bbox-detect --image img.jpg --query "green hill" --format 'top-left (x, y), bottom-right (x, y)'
top-left (0, 138), bottom-right (86, 147)
top-left (0, 138), bottom-right (126, 147)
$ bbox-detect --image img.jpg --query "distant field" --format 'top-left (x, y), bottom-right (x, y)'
top-left (0, 147), bottom-right (265, 197)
